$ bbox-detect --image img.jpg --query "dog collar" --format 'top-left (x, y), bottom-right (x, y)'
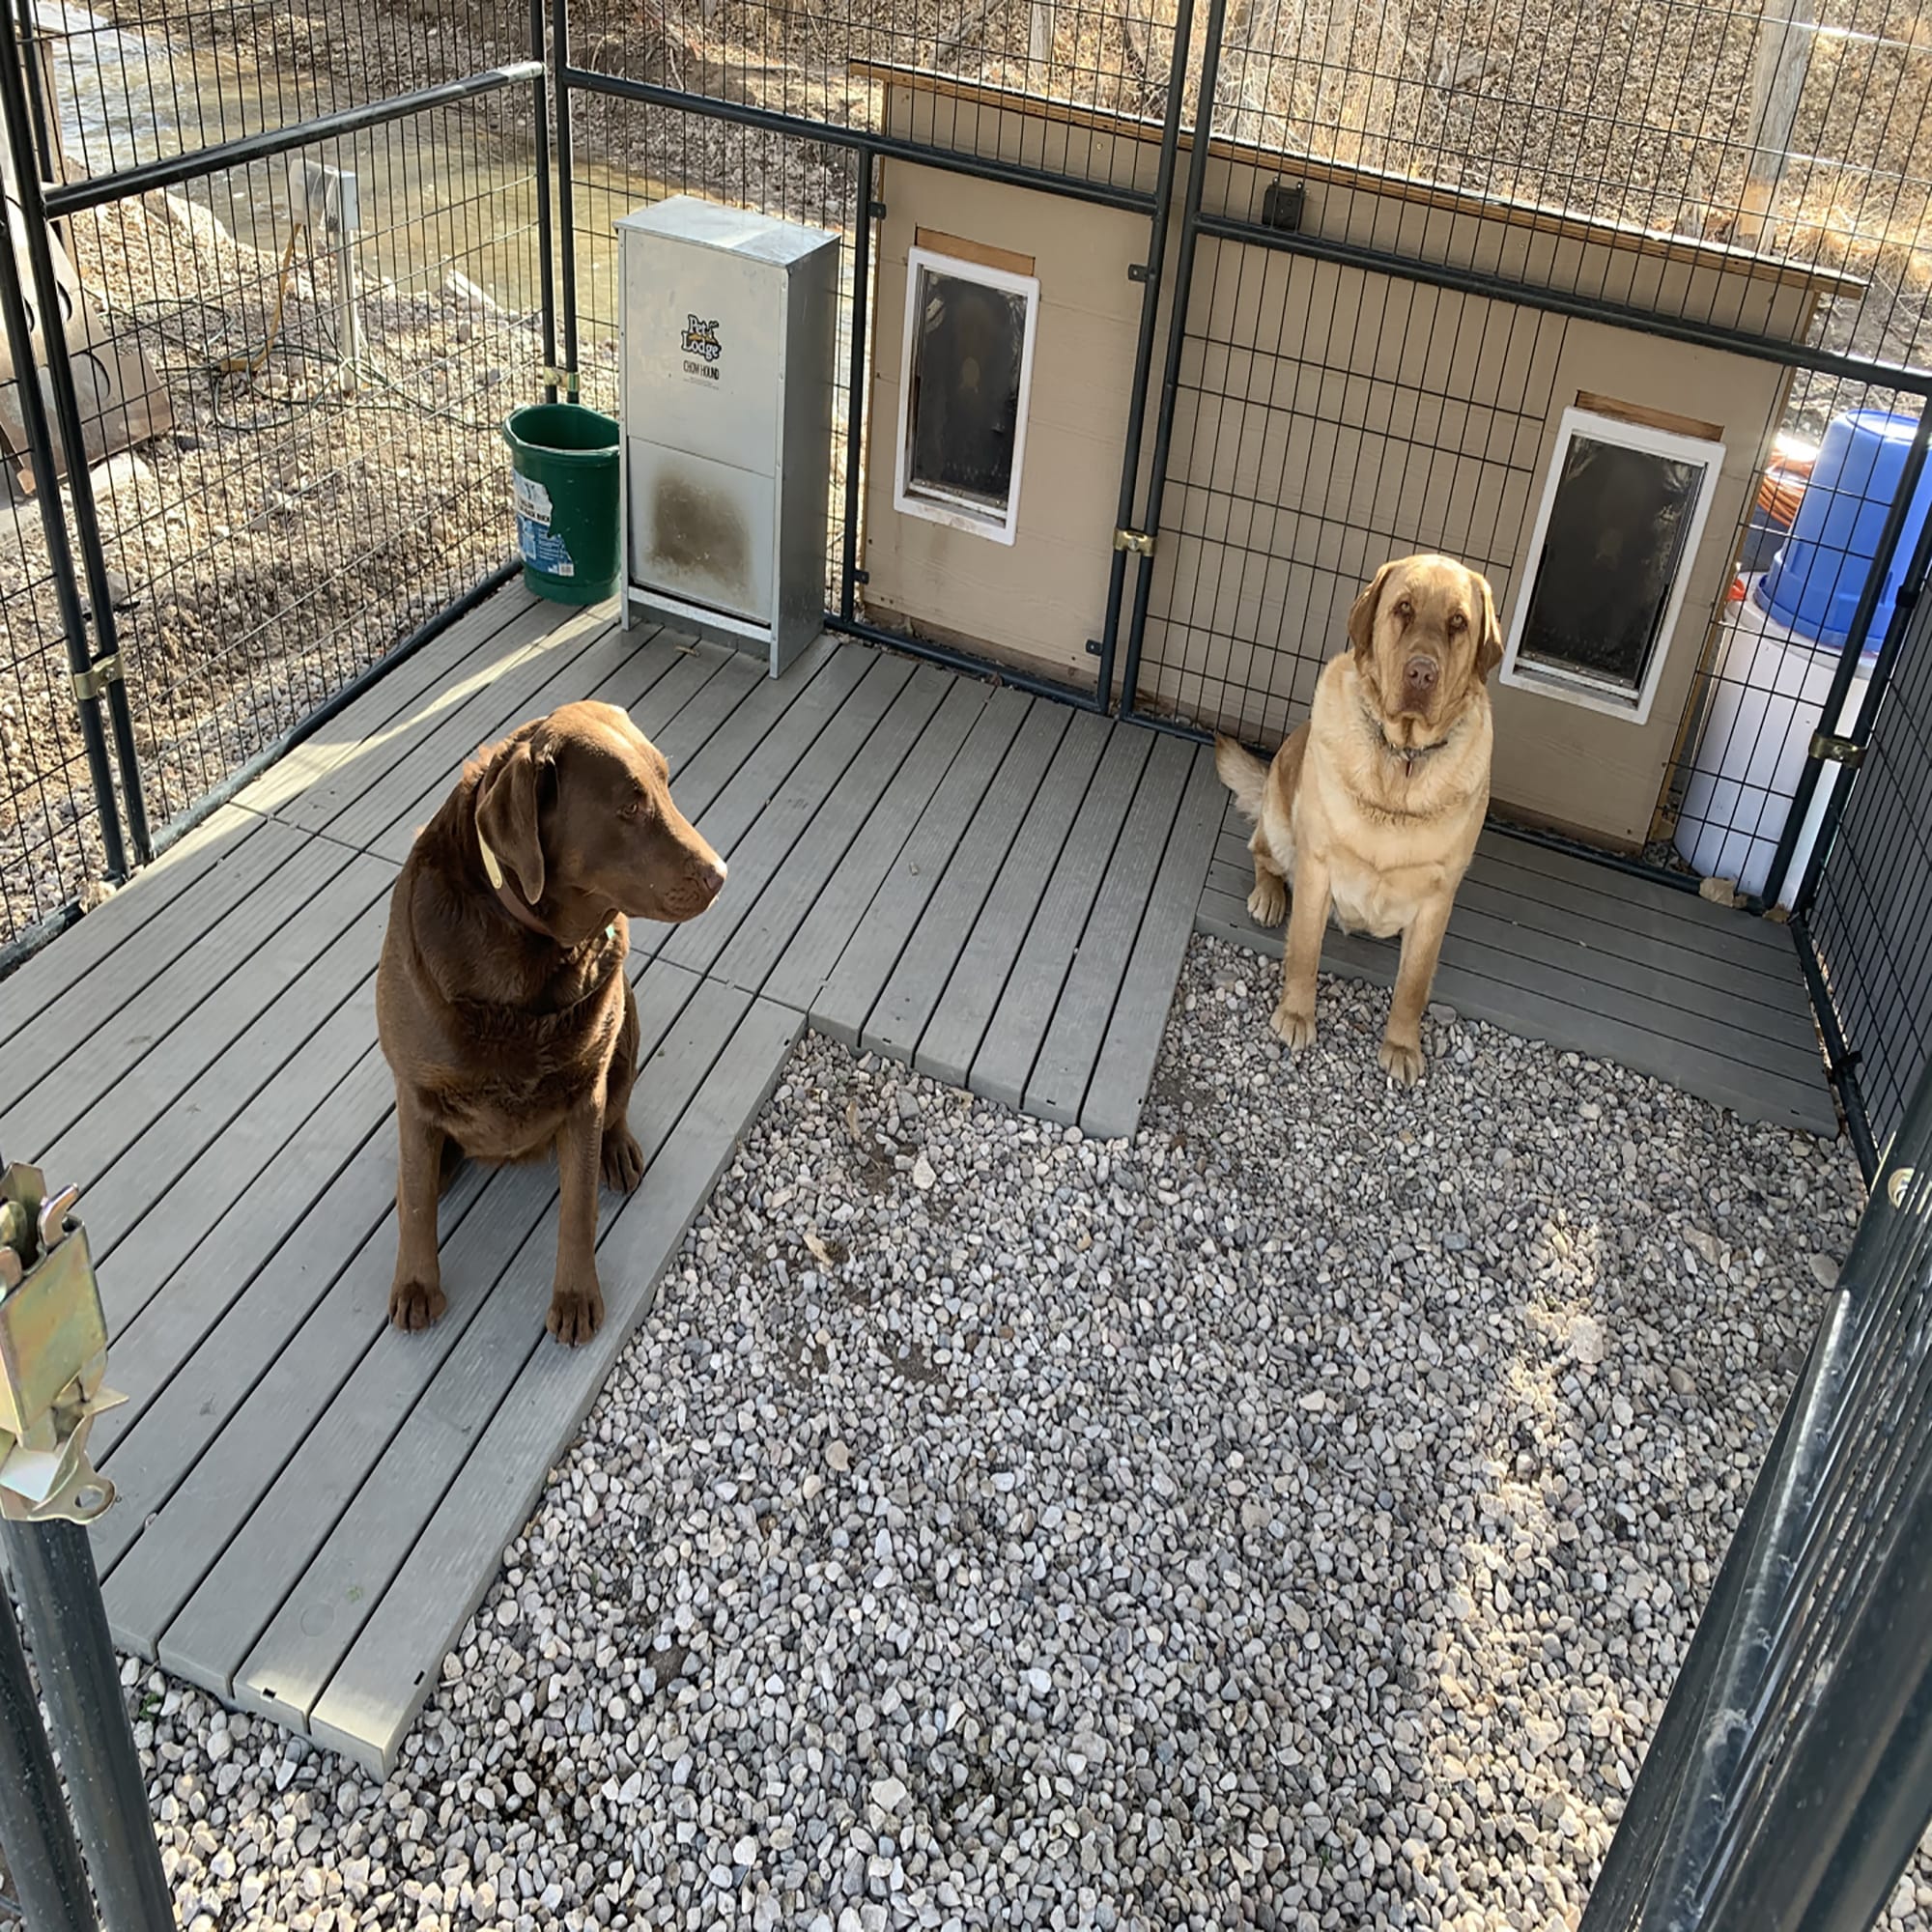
top-left (1374, 720), bottom-right (1452, 775)
top-left (478, 831), bottom-right (619, 946)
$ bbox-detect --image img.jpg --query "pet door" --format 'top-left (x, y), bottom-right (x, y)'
top-left (893, 245), bottom-right (1040, 545)
top-left (1500, 406), bottom-right (1726, 725)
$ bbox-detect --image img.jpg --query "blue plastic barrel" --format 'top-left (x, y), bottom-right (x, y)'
top-left (1756, 410), bottom-right (1932, 649)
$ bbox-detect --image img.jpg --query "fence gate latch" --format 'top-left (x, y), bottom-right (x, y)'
top-left (1114, 527), bottom-right (1155, 557)
top-left (1809, 731), bottom-right (1864, 768)
top-left (70, 654), bottom-right (121, 704)
top-left (0, 1163), bottom-right (125, 1525)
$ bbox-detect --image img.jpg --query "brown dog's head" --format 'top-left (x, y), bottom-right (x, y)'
top-left (471, 700), bottom-right (725, 937)
top-left (1346, 553), bottom-right (1502, 752)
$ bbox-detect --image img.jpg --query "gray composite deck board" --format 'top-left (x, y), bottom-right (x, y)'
top-left (1024, 735), bottom-right (1199, 1127)
top-left (0, 806), bottom-right (266, 1052)
top-left (647, 646), bottom-right (763, 767)
top-left (308, 995), bottom-right (802, 1776)
top-left (235, 974), bottom-right (752, 1733)
top-left (1081, 749), bottom-right (1227, 1140)
top-left (805, 689), bottom-right (1033, 1048)
top-left (237, 586), bottom-right (544, 820)
top-left (335, 619), bottom-right (642, 859)
top-left (364, 630), bottom-right (698, 867)
top-left (912, 710), bottom-right (1113, 1087)
top-left (969, 726), bottom-right (1156, 1110)
top-left (658, 654), bottom-right (920, 979)
top-left (0, 811), bottom-right (296, 1122)
top-left (864, 701), bottom-right (1072, 1065)
top-left (761, 679), bottom-right (993, 1016)
top-left (15, 841), bottom-right (387, 1182)
top-left (709, 665), bottom-right (958, 999)
top-left (151, 960), bottom-right (701, 1696)
top-left (276, 598), bottom-right (591, 837)
top-left (81, 909), bottom-right (384, 1321)
top-left (90, 1049), bottom-right (396, 1465)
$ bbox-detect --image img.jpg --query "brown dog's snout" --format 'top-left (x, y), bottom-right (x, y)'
top-left (1404, 655), bottom-right (1439, 699)
top-left (696, 856), bottom-right (727, 899)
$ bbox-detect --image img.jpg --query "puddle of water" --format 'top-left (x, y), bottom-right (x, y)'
top-left (37, 0), bottom-right (663, 313)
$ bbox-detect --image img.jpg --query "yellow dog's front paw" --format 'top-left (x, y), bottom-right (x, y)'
top-left (1247, 877), bottom-right (1287, 927)
top-left (1378, 1035), bottom-right (1426, 1087)
top-left (1270, 1001), bottom-right (1316, 1050)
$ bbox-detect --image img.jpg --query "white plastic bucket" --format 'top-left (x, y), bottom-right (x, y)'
top-left (1675, 577), bottom-right (1874, 905)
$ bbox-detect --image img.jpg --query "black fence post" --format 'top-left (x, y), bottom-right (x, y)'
top-left (839, 146), bottom-right (873, 624)
top-left (531, 0), bottom-right (559, 404)
top-left (553, 0), bottom-right (579, 385)
top-left (1092, 0), bottom-right (1196, 711)
top-left (1116, 0), bottom-right (1226, 723)
top-left (0, 0), bottom-right (151, 867)
top-left (3, 1521), bottom-right (174, 1932)
top-left (0, 1577), bottom-right (99, 1932)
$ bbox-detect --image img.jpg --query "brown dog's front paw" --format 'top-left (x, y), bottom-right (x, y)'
top-left (1378, 1035), bottom-right (1426, 1086)
top-left (601, 1123), bottom-right (645, 1193)
top-left (389, 1277), bottom-right (447, 1332)
top-left (1269, 1000), bottom-right (1316, 1050)
top-left (1247, 878), bottom-right (1287, 927)
top-left (547, 1280), bottom-right (605, 1347)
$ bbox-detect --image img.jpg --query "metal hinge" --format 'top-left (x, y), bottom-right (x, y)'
top-left (71, 654), bottom-right (121, 703)
top-left (1114, 527), bottom-right (1155, 557)
top-left (541, 365), bottom-right (581, 396)
top-left (0, 1162), bottom-right (125, 1524)
top-left (1809, 731), bottom-right (1864, 768)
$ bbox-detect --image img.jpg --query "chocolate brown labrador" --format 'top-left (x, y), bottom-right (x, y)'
top-left (376, 700), bottom-right (726, 1346)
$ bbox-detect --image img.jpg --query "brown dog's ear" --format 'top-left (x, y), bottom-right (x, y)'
top-left (474, 736), bottom-right (550, 904)
top-left (1348, 561), bottom-right (1397, 667)
top-left (1473, 570), bottom-right (1504, 679)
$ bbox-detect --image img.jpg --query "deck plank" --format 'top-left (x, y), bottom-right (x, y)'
top-left (658, 655), bottom-right (921, 980)
top-left (761, 680), bottom-right (993, 1016)
top-left (806, 690), bottom-right (1032, 1049)
top-left (274, 595), bottom-right (581, 833)
top-left (14, 839), bottom-right (387, 1179)
top-left (912, 711), bottom-right (1112, 1087)
top-left (1082, 748), bottom-right (1227, 1139)
top-left (308, 995), bottom-right (802, 1776)
top-left (364, 628), bottom-right (707, 867)
top-left (150, 962), bottom-right (702, 1697)
top-left (863, 702), bottom-right (1072, 1065)
top-left (1023, 734), bottom-right (1196, 1126)
top-left (970, 726), bottom-right (1155, 1109)
top-left (708, 666), bottom-right (956, 998)
top-left (0, 807), bottom-right (268, 1051)
top-left (236, 585), bottom-right (544, 818)
top-left (0, 811), bottom-right (298, 1117)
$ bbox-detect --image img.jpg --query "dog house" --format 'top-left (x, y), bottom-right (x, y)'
top-left (854, 68), bottom-right (1861, 850)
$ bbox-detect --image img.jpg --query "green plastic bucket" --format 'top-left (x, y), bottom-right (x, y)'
top-left (501, 402), bottom-right (620, 605)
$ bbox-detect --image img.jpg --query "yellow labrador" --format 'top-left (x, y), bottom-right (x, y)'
top-left (1216, 554), bottom-right (1501, 1085)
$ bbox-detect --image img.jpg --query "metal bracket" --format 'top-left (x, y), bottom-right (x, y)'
top-left (851, 567), bottom-right (870, 586)
top-left (1809, 732), bottom-right (1864, 768)
top-left (867, 199), bottom-right (888, 219)
top-left (70, 654), bottom-right (121, 703)
top-left (541, 365), bottom-right (581, 396)
top-left (1128, 262), bottom-right (1154, 284)
top-left (0, 1162), bottom-right (124, 1526)
top-left (1114, 527), bottom-right (1155, 557)
top-left (1086, 638), bottom-right (1102, 657)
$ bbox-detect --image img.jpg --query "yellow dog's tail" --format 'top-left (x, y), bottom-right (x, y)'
top-left (1214, 735), bottom-right (1268, 822)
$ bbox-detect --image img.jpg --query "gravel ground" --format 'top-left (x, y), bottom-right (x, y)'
top-left (99, 933), bottom-right (1916, 1932)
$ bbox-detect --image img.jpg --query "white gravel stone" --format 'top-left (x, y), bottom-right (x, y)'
top-left (88, 936), bottom-right (1915, 1932)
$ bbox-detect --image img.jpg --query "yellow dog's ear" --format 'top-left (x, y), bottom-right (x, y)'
top-left (475, 733), bottom-right (552, 904)
top-left (1473, 570), bottom-right (1504, 680)
top-left (1348, 560), bottom-right (1400, 667)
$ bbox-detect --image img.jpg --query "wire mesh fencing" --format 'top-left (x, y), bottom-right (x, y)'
top-left (0, 0), bottom-right (545, 951)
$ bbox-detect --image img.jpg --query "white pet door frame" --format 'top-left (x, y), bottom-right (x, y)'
top-left (893, 244), bottom-right (1040, 547)
top-left (1500, 405), bottom-right (1727, 726)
